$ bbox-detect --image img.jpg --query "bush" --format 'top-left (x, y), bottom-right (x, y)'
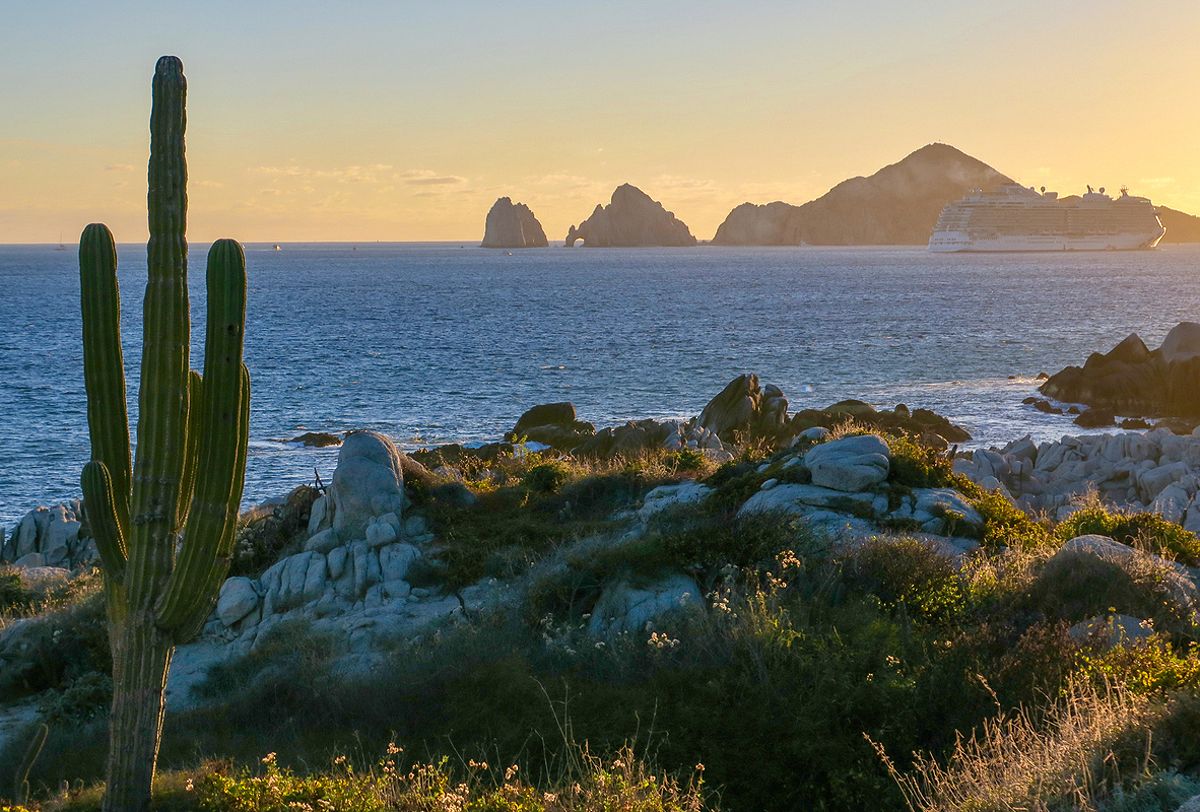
top-left (1078, 637), bottom-right (1200, 696)
top-left (522, 462), bottom-right (572, 494)
top-left (658, 509), bottom-right (815, 571)
top-left (231, 485), bottom-right (319, 576)
top-left (1057, 505), bottom-right (1200, 565)
top-left (844, 538), bottom-right (967, 623)
top-left (886, 435), bottom-right (956, 489)
top-left (0, 567), bottom-right (34, 615)
top-left (963, 483), bottom-right (1054, 551)
top-left (39, 672), bottom-right (113, 725)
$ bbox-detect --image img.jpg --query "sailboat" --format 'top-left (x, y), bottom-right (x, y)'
top-left (54, 231), bottom-right (67, 251)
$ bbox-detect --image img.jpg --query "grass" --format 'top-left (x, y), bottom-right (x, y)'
top-left (874, 681), bottom-right (1164, 812)
top-left (35, 743), bottom-right (707, 812)
top-left (12, 431), bottom-right (1200, 810)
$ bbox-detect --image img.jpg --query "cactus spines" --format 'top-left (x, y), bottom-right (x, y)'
top-left (78, 56), bottom-right (250, 812)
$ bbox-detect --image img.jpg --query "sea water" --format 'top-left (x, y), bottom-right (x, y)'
top-left (3, 242), bottom-right (1199, 526)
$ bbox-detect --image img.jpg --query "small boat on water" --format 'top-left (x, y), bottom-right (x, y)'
top-left (273, 243), bottom-right (282, 251)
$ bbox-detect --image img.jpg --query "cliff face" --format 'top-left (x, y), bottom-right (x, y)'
top-left (566, 184), bottom-right (696, 247)
top-left (712, 143), bottom-right (1012, 245)
top-left (1157, 206), bottom-right (1200, 243)
top-left (481, 197), bottom-right (548, 248)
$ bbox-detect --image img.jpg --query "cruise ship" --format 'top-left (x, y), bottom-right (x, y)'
top-left (929, 184), bottom-right (1165, 252)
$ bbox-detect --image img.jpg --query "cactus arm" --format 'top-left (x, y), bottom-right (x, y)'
top-left (176, 370), bottom-right (203, 523)
top-left (79, 223), bottom-right (132, 538)
top-left (81, 461), bottom-right (128, 582)
top-left (128, 55), bottom-right (191, 610)
top-left (157, 241), bottom-right (247, 634)
top-left (171, 363), bottom-right (251, 641)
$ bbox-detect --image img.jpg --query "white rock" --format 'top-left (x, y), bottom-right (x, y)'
top-left (638, 481), bottom-right (713, 523)
top-left (217, 577), bottom-right (260, 627)
top-left (379, 543), bottom-right (420, 583)
top-left (803, 434), bottom-right (890, 492)
top-left (1151, 483), bottom-right (1191, 524)
top-left (303, 528), bottom-right (340, 554)
top-left (587, 574), bottom-right (702, 637)
top-left (330, 431), bottom-right (406, 540)
top-left (739, 483), bottom-right (875, 517)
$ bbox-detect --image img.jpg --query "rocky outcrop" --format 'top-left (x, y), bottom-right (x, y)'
top-left (1, 502), bottom-right (95, 570)
top-left (507, 402), bottom-right (597, 450)
top-left (697, 373), bottom-right (790, 442)
top-left (1039, 323), bottom-right (1200, 420)
top-left (481, 197), bottom-right (548, 249)
top-left (565, 184), bottom-right (696, 247)
top-left (203, 431), bottom-right (441, 643)
top-left (1157, 206), bottom-right (1200, 243)
top-left (954, 428), bottom-right (1200, 524)
top-left (712, 143), bottom-right (1011, 245)
top-left (587, 575), bottom-right (702, 638)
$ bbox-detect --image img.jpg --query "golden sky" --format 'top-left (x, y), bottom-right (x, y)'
top-left (3, 1), bottom-right (1199, 243)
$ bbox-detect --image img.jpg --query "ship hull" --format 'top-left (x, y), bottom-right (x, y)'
top-left (929, 229), bottom-right (1165, 253)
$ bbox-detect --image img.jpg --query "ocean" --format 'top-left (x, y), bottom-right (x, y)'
top-left (3, 241), bottom-right (1199, 527)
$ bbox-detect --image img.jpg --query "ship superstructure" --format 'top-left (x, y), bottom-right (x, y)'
top-left (929, 184), bottom-right (1165, 252)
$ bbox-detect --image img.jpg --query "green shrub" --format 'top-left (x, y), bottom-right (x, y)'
top-left (1078, 637), bottom-right (1200, 696)
top-left (522, 462), bottom-right (572, 494)
top-left (1057, 505), bottom-right (1200, 565)
top-left (1023, 549), bottom-right (1185, 631)
top-left (845, 538), bottom-right (967, 623)
top-left (40, 672), bottom-right (113, 725)
top-left (963, 483), bottom-right (1054, 551)
top-left (658, 509), bottom-right (814, 571)
top-left (886, 435), bottom-right (956, 489)
top-left (0, 567), bottom-right (34, 614)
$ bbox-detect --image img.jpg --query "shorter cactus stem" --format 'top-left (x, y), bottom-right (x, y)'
top-left (14, 723), bottom-right (48, 804)
top-left (82, 461), bottom-right (128, 582)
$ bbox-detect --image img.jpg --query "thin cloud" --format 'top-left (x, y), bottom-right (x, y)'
top-left (105, 163), bottom-right (135, 172)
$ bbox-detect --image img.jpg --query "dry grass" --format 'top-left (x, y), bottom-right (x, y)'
top-left (872, 680), bottom-right (1162, 812)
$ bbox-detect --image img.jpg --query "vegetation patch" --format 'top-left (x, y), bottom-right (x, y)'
top-left (1057, 503), bottom-right (1200, 565)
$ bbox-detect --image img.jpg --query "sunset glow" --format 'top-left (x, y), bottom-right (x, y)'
top-left (3, 0), bottom-right (1200, 243)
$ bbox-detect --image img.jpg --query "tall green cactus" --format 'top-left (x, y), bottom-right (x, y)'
top-left (78, 55), bottom-right (250, 812)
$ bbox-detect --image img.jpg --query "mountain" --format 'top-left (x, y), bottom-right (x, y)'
top-left (566, 184), bottom-right (697, 247)
top-left (1157, 206), bottom-right (1200, 243)
top-left (712, 143), bottom-right (1012, 245)
top-left (481, 197), bottom-right (548, 248)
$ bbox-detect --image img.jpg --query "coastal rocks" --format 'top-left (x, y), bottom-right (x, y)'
top-left (290, 431), bottom-right (342, 447)
top-left (1040, 324), bottom-right (1200, 421)
top-left (508, 402), bottom-right (596, 450)
top-left (565, 184), bottom-right (696, 247)
top-left (803, 434), bottom-right (890, 492)
top-left (330, 431), bottom-right (407, 540)
top-left (216, 577), bottom-right (261, 627)
top-left (0, 503), bottom-right (94, 570)
top-left (954, 429), bottom-right (1200, 524)
top-left (697, 373), bottom-right (789, 442)
top-left (711, 143), bottom-right (1011, 246)
top-left (481, 197), bottom-right (548, 249)
top-left (586, 574), bottom-right (702, 637)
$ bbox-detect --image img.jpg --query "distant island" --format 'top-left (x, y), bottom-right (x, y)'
top-left (712, 143), bottom-right (1011, 246)
top-left (481, 143), bottom-right (1200, 248)
top-left (481, 197), bottom-right (548, 249)
top-left (565, 184), bottom-right (697, 247)
top-left (1157, 206), bottom-right (1200, 243)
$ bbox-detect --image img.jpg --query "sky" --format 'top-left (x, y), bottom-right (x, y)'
top-left (2, 0), bottom-right (1199, 243)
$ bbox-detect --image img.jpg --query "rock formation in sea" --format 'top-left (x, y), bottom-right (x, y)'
top-left (481, 197), bottom-right (548, 248)
top-left (711, 143), bottom-right (1012, 245)
top-left (565, 184), bottom-right (696, 247)
top-left (1039, 323), bottom-right (1200, 421)
top-left (1156, 206), bottom-right (1200, 243)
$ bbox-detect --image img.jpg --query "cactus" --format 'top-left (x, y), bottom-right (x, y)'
top-left (78, 56), bottom-right (250, 812)
top-left (12, 723), bottom-right (47, 805)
